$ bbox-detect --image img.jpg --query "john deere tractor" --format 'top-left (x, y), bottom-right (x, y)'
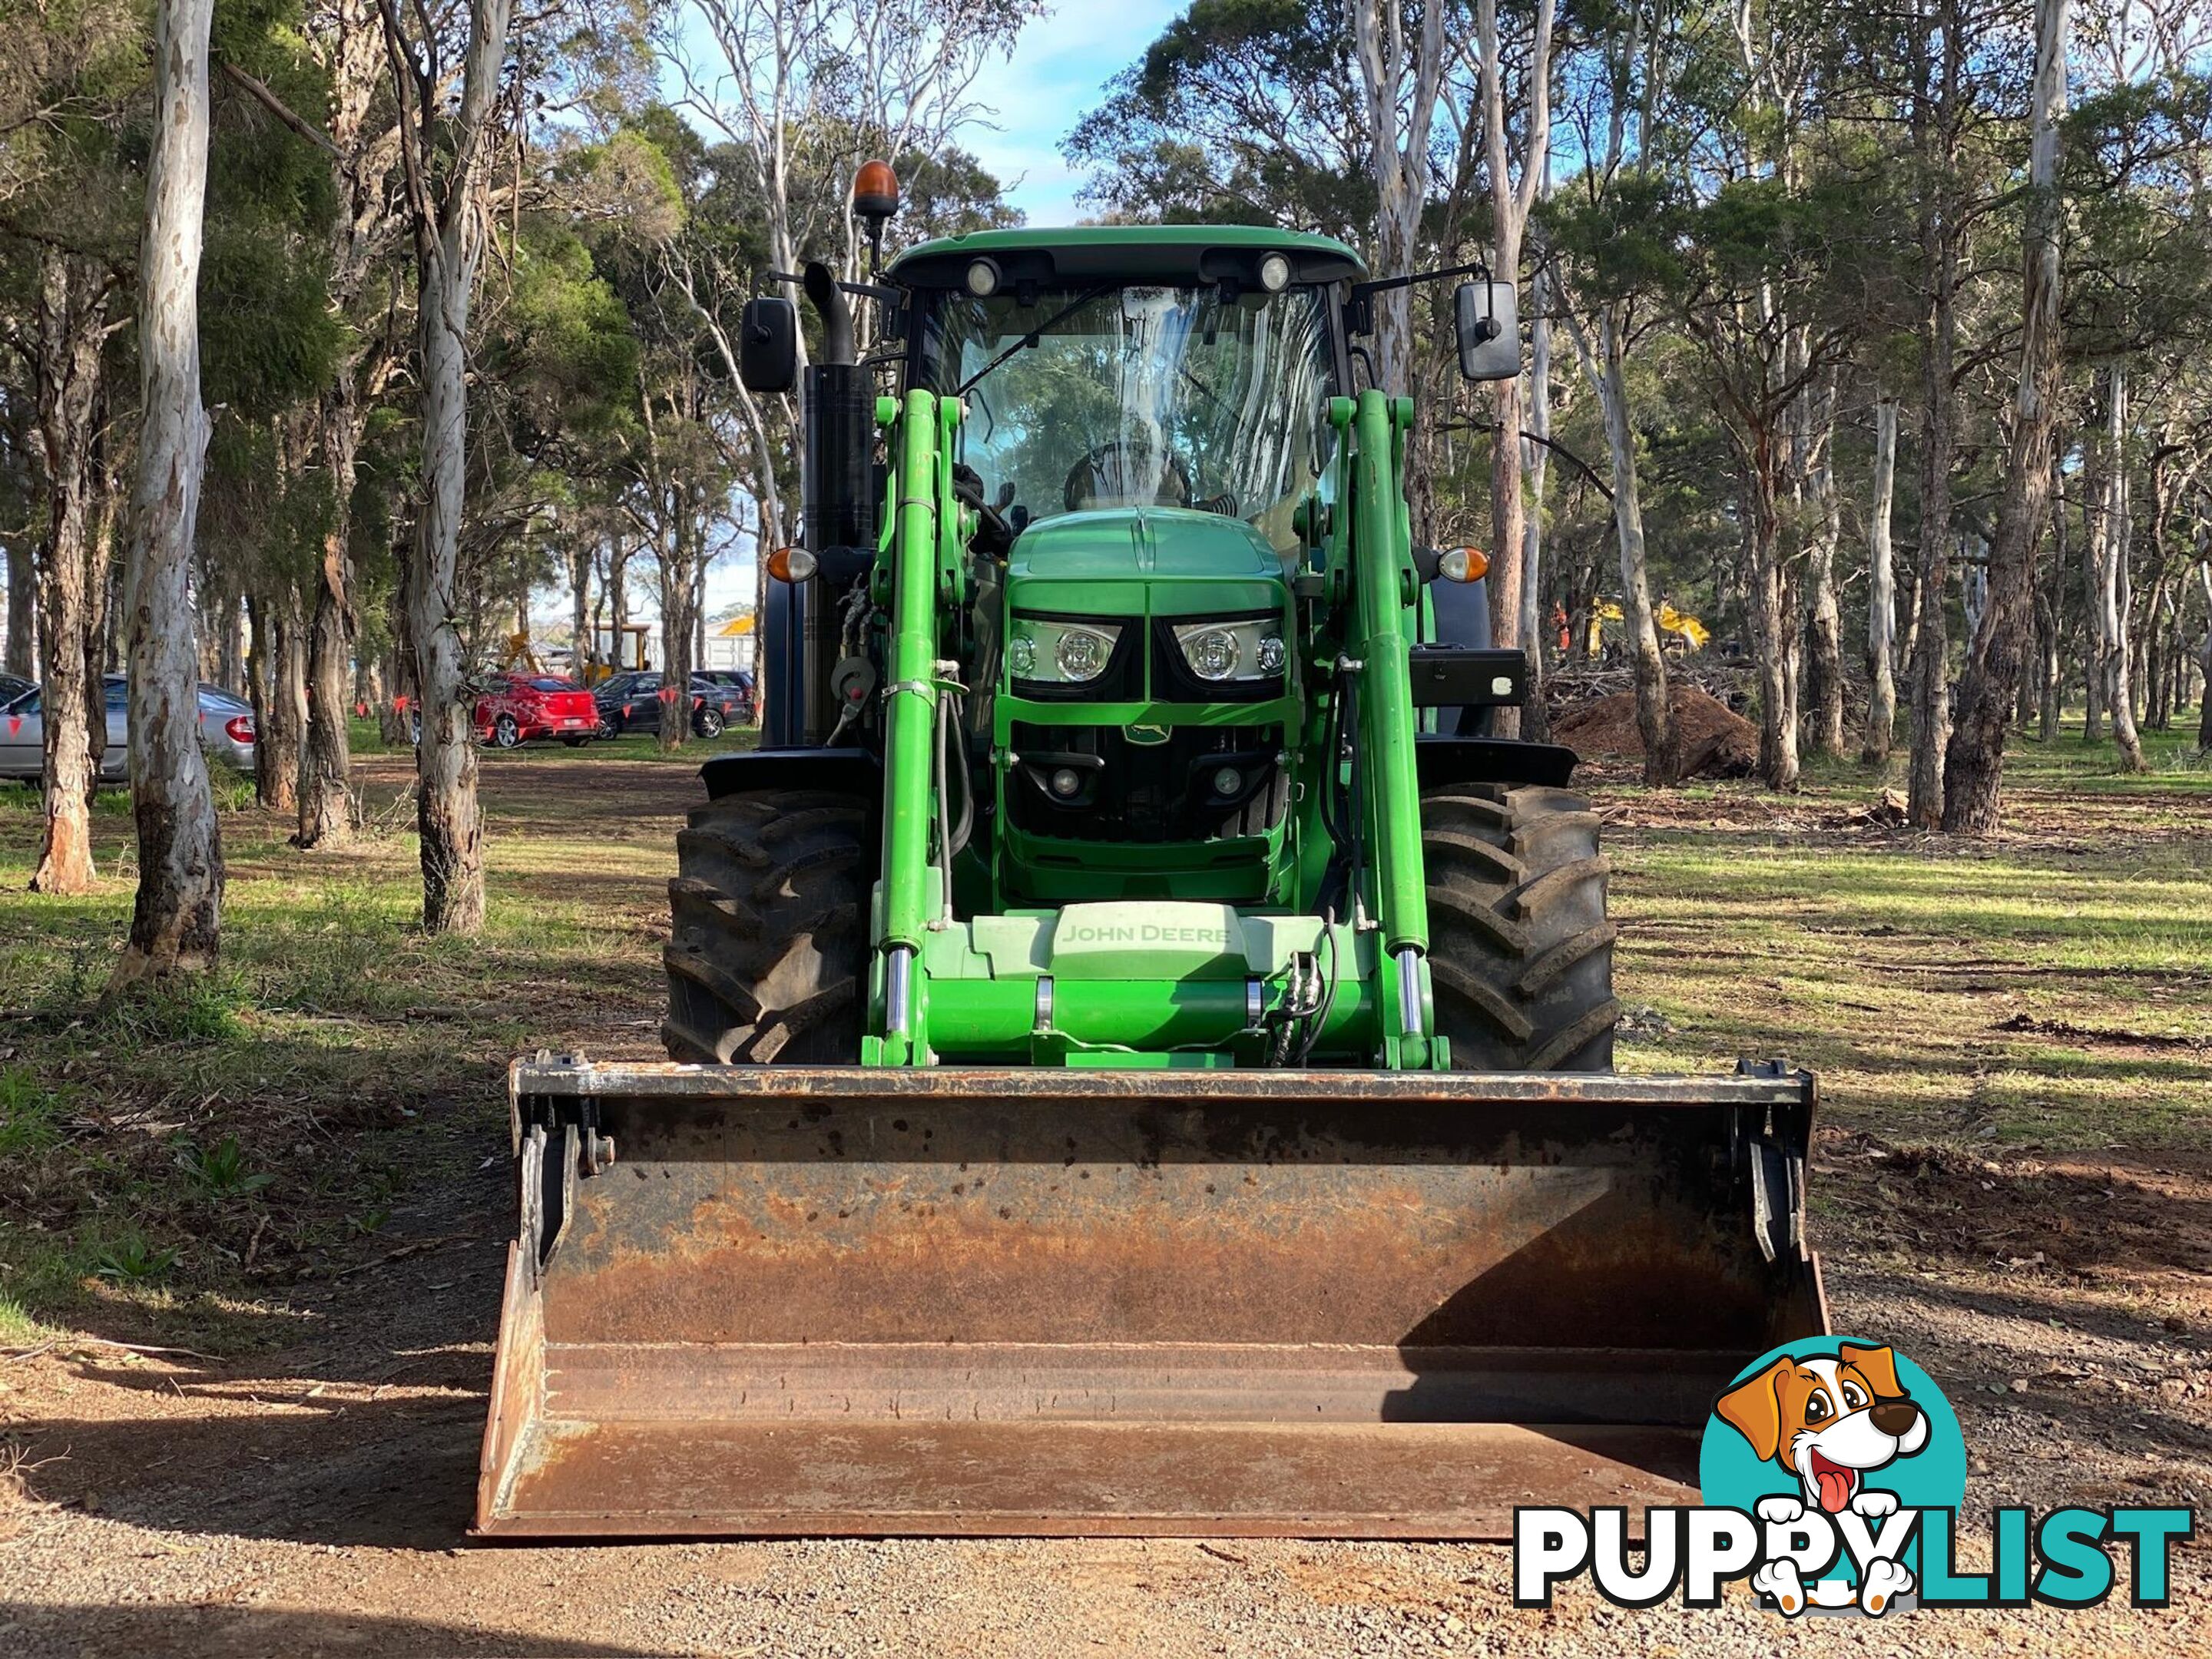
top-left (477, 184), bottom-right (1825, 1540)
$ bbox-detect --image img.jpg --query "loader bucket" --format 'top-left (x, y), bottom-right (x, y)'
top-left (477, 1061), bottom-right (1825, 1539)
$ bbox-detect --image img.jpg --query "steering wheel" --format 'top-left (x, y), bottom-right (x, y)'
top-left (952, 463), bottom-right (1016, 556)
top-left (1063, 442), bottom-right (1194, 512)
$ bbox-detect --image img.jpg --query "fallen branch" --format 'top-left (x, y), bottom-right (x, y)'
top-left (1, 1336), bottom-right (219, 1365)
top-left (330, 1233), bottom-right (480, 1279)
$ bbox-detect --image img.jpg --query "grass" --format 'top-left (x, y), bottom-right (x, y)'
top-left (0, 743), bottom-right (690, 1352)
top-left (1607, 720), bottom-right (2212, 1158)
top-left (0, 712), bottom-right (2203, 1350)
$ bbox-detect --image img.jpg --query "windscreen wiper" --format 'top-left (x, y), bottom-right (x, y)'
top-left (954, 284), bottom-right (1117, 399)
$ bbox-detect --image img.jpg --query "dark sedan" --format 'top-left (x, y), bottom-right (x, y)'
top-left (593, 672), bottom-right (746, 740)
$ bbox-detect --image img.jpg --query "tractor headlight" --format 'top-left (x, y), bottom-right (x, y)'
top-left (1170, 616), bottom-right (1286, 684)
top-left (1007, 615), bottom-right (1124, 687)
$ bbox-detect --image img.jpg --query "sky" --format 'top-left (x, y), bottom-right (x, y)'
top-left (558, 2), bottom-right (1186, 642)
top-left (974, 2), bottom-right (1182, 227)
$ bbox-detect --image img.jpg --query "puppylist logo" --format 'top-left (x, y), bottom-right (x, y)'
top-left (1515, 1337), bottom-right (2193, 1618)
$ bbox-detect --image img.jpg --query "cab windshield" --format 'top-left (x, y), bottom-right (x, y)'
top-left (922, 283), bottom-right (1335, 557)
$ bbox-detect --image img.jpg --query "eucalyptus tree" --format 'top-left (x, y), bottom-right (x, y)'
top-left (1943, 0), bottom-right (2071, 829)
top-left (379, 0), bottom-right (518, 934)
top-left (1472, 0), bottom-right (1555, 687)
top-left (0, 2), bottom-right (143, 893)
top-left (1539, 0), bottom-right (1702, 784)
top-left (298, 0), bottom-right (409, 850)
top-left (116, 0), bottom-right (221, 982)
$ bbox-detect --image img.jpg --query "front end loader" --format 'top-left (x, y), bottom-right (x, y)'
top-left (476, 188), bottom-right (1824, 1539)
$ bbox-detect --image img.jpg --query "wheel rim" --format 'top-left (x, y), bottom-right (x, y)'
top-left (495, 717), bottom-right (519, 747)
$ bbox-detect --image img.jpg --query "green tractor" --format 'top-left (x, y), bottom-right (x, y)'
top-left (477, 188), bottom-right (1825, 1539)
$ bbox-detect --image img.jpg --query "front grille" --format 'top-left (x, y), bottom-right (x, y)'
top-left (1008, 722), bottom-right (1287, 844)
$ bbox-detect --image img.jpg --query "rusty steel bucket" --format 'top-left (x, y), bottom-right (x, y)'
top-left (475, 1060), bottom-right (1826, 1539)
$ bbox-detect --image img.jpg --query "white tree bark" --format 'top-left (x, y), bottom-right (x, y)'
top-left (1863, 397), bottom-right (1900, 763)
top-left (2101, 362), bottom-right (2147, 769)
top-left (1353, 0), bottom-right (1447, 393)
top-left (116, 0), bottom-right (223, 982)
top-left (382, 0), bottom-right (515, 932)
top-left (1559, 299), bottom-right (1675, 783)
top-left (1519, 221), bottom-right (1553, 738)
top-left (1474, 0), bottom-right (1553, 688)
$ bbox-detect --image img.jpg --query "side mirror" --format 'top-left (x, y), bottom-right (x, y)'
top-left (738, 296), bottom-right (798, 393)
top-left (1455, 280), bottom-right (1521, 382)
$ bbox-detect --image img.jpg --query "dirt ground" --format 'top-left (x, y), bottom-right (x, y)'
top-left (1, 750), bottom-right (2206, 1657)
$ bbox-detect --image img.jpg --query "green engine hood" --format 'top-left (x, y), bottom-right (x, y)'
top-left (1006, 508), bottom-right (1286, 618)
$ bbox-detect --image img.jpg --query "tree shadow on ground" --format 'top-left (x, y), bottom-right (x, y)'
top-left (0, 1603), bottom-right (667, 1659)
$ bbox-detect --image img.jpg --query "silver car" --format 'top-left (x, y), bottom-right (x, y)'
top-left (0, 676), bottom-right (257, 783)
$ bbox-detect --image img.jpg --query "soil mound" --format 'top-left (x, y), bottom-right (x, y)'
top-left (1554, 685), bottom-right (1760, 779)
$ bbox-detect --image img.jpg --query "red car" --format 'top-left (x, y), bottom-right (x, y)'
top-left (473, 674), bottom-right (601, 748)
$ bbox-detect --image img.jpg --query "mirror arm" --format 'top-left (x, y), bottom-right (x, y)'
top-left (767, 270), bottom-right (902, 305)
top-left (1344, 258), bottom-right (1495, 337)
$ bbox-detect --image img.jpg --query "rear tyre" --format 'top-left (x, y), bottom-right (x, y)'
top-left (692, 706), bottom-right (726, 740)
top-left (1421, 782), bottom-right (1618, 1071)
top-left (492, 713), bottom-right (521, 749)
top-left (663, 787), bottom-right (869, 1064)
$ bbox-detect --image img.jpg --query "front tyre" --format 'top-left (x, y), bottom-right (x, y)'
top-left (492, 713), bottom-right (522, 749)
top-left (663, 787), bottom-right (869, 1064)
top-left (1422, 782), bottom-right (1618, 1071)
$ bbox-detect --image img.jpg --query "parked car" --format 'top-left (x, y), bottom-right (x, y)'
top-left (472, 674), bottom-right (601, 749)
top-left (0, 671), bottom-right (31, 708)
top-left (593, 671), bottom-right (743, 740)
top-left (691, 669), bottom-right (756, 725)
top-left (0, 676), bottom-right (256, 783)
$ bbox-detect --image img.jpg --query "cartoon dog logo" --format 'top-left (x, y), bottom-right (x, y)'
top-left (1716, 1342), bottom-right (1930, 1615)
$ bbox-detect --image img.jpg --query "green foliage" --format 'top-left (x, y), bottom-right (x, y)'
top-left (92, 1227), bottom-right (179, 1283)
top-left (1064, 0), bottom-right (1373, 237)
top-left (98, 979), bottom-right (250, 1046)
top-left (493, 224), bottom-right (642, 444)
top-left (175, 1134), bottom-right (275, 1200)
top-left (0, 1066), bottom-right (64, 1156)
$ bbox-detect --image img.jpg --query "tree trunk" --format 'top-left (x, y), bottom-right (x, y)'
top-left (1596, 310), bottom-right (1675, 784)
top-left (1906, 0), bottom-right (1962, 826)
top-left (1908, 311), bottom-right (1955, 825)
top-left (247, 589), bottom-right (303, 812)
top-left (2195, 555), bottom-right (2210, 752)
top-left (1862, 398), bottom-right (1899, 763)
top-left (1745, 460), bottom-right (1800, 790)
top-left (389, 0), bottom-right (514, 933)
top-left (657, 512), bottom-right (703, 753)
top-left (116, 0), bottom-right (224, 982)
top-left (569, 539), bottom-right (591, 676)
top-left (409, 237), bottom-right (486, 933)
top-left (2096, 365), bottom-right (2147, 770)
top-left (297, 392), bottom-right (361, 848)
top-left (1519, 228), bottom-right (1553, 741)
top-left (1352, 0), bottom-right (1445, 399)
top-left (28, 253), bottom-right (111, 896)
top-left (1803, 389), bottom-right (1845, 760)
top-left (3, 545), bottom-right (32, 675)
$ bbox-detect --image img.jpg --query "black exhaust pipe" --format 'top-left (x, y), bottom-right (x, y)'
top-left (778, 261), bottom-right (878, 747)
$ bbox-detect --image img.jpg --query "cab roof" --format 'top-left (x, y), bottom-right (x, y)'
top-left (886, 225), bottom-right (1366, 290)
